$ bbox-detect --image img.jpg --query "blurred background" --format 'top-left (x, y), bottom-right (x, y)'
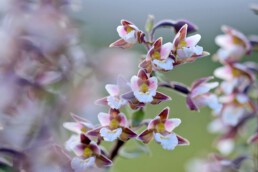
top-left (0, 0), bottom-right (257, 171)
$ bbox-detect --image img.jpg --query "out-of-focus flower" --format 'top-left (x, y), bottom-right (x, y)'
top-left (87, 109), bottom-right (137, 142)
top-left (186, 77), bottom-right (221, 112)
top-left (122, 70), bottom-right (170, 109)
top-left (172, 24), bottom-right (208, 65)
top-left (138, 107), bottom-right (189, 150)
top-left (219, 94), bottom-right (254, 126)
top-left (214, 63), bottom-right (255, 94)
top-left (214, 25), bottom-right (251, 64)
top-left (140, 38), bottom-right (174, 72)
top-left (110, 20), bottom-right (144, 48)
top-left (95, 76), bottom-right (129, 109)
top-left (68, 134), bottom-right (112, 171)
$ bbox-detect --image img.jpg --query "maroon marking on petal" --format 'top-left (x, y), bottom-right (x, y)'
top-left (158, 107), bottom-right (170, 120)
top-left (153, 37), bottom-right (162, 50)
top-left (137, 69), bottom-right (148, 80)
top-left (109, 108), bottom-right (120, 117)
top-left (109, 39), bottom-right (134, 49)
top-left (80, 134), bottom-right (91, 145)
top-left (96, 154), bottom-right (113, 167)
top-left (176, 134), bottom-right (190, 146)
top-left (248, 133), bottom-right (258, 144)
top-left (120, 127), bottom-right (138, 141)
top-left (121, 19), bottom-right (133, 26)
top-left (139, 60), bottom-right (152, 74)
top-left (87, 127), bottom-right (102, 137)
top-left (138, 129), bottom-right (154, 144)
top-left (151, 92), bottom-right (171, 104)
top-left (95, 97), bottom-right (108, 106)
top-left (186, 95), bottom-right (199, 111)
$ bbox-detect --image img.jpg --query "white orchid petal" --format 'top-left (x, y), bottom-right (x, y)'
top-left (100, 128), bottom-right (122, 142)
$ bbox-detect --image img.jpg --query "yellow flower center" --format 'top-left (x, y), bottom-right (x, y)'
top-left (110, 119), bottom-right (119, 129)
top-left (231, 68), bottom-right (242, 77)
top-left (153, 51), bottom-right (161, 59)
top-left (179, 40), bottom-right (187, 48)
top-left (156, 123), bottom-right (165, 133)
top-left (80, 127), bottom-right (87, 133)
top-left (126, 26), bottom-right (134, 33)
top-left (140, 83), bottom-right (149, 93)
top-left (83, 147), bottom-right (93, 157)
top-left (232, 36), bottom-right (245, 46)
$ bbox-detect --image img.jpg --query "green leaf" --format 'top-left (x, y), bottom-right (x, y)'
top-left (145, 15), bottom-right (155, 34)
top-left (131, 108), bottom-right (145, 127)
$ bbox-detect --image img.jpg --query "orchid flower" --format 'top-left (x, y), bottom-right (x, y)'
top-left (95, 76), bottom-right (128, 109)
top-left (172, 24), bottom-right (208, 65)
top-left (186, 77), bottom-right (222, 112)
top-left (138, 107), bottom-right (189, 150)
top-left (87, 109), bottom-right (137, 142)
top-left (140, 37), bottom-right (174, 72)
top-left (110, 20), bottom-right (144, 48)
top-left (214, 25), bottom-right (251, 64)
top-left (122, 69), bottom-right (170, 109)
top-left (68, 134), bottom-right (112, 171)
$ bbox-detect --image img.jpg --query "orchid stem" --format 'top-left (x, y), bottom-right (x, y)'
top-left (109, 140), bottom-right (125, 161)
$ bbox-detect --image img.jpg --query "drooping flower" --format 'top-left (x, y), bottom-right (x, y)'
top-left (219, 94), bottom-right (255, 126)
top-left (186, 77), bottom-right (222, 112)
top-left (87, 109), bottom-right (137, 142)
top-left (140, 37), bottom-right (174, 72)
top-left (68, 134), bottom-right (112, 171)
top-left (138, 107), bottom-right (189, 150)
top-left (110, 20), bottom-right (144, 48)
top-left (214, 63), bottom-right (255, 95)
top-left (214, 25), bottom-right (251, 64)
top-left (122, 69), bottom-right (170, 109)
top-left (95, 76), bottom-right (128, 109)
top-left (172, 24), bottom-right (208, 65)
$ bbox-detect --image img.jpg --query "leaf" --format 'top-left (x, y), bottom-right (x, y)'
top-left (131, 108), bottom-right (145, 127)
top-left (145, 15), bottom-right (155, 33)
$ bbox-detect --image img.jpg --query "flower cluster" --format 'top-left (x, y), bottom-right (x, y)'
top-left (63, 16), bottom-right (219, 171)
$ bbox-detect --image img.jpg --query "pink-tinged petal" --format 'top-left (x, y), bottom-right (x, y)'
top-left (117, 25), bottom-right (127, 38)
top-left (95, 155), bottom-right (112, 167)
top-left (120, 127), bottom-right (138, 141)
top-left (165, 118), bottom-right (181, 132)
top-left (148, 77), bottom-right (158, 90)
top-left (138, 129), bottom-right (154, 144)
top-left (176, 134), bottom-right (190, 146)
top-left (100, 127), bottom-right (122, 142)
top-left (73, 144), bottom-right (85, 157)
top-left (151, 92), bottom-right (171, 104)
top-left (248, 133), bottom-right (258, 144)
top-left (160, 42), bottom-right (173, 59)
top-left (158, 107), bottom-right (170, 120)
top-left (147, 117), bottom-right (160, 130)
top-left (215, 35), bottom-right (232, 49)
top-left (70, 113), bottom-right (90, 123)
top-left (88, 142), bottom-right (101, 155)
top-left (118, 113), bottom-right (128, 128)
top-left (105, 84), bottom-right (120, 96)
top-left (191, 82), bottom-right (219, 97)
top-left (191, 76), bottom-right (214, 90)
top-left (214, 66), bottom-right (233, 80)
top-left (63, 122), bottom-right (84, 134)
top-left (87, 127), bottom-right (102, 137)
top-left (130, 75), bottom-right (140, 91)
top-left (109, 39), bottom-right (134, 49)
top-left (121, 19), bottom-right (133, 26)
top-left (185, 34), bottom-right (201, 47)
top-left (65, 135), bottom-right (80, 151)
top-left (186, 95), bottom-right (199, 111)
top-left (137, 69), bottom-right (148, 80)
top-left (154, 133), bottom-right (178, 150)
top-left (98, 112), bottom-right (110, 126)
top-left (95, 97), bottom-right (108, 106)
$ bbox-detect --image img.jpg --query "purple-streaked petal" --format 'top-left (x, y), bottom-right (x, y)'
top-left (98, 112), bottom-right (110, 126)
top-left (105, 84), bottom-right (120, 96)
top-left (148, 76), bottom-right (158, 90)
top-left (158, 107), bottom-right (170, 120)
top-left (138, 129), bottom-right (154, 144)
top-left (172, 24), bottom-right (187, 50)
top-left (87, 127), bottom-right (102, 137)
top-left (151, 92), bottom-right (171, 104)
top-left (191, 76), bottom-right (214, 90)
top-left (154, 132), bottom-right (178, 150)
top-left (95, 155), bottom-right (113, 167)
top-left (186, 95), bottom-right (199, 111)
top-left (137, 69), bottom-right (148, 80)
top-left (165, 118), bottom-right (181, 132)
top-left (120, 127), bottom-right (138, 141)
